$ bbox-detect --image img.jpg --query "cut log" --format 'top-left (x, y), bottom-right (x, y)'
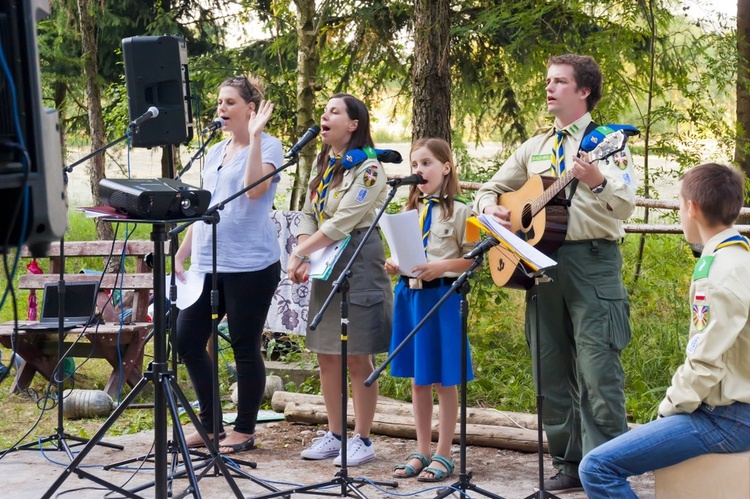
top-left (284, 401), bottom-right (547, 453)
top-left (271, 392), bottom-right (539, 429)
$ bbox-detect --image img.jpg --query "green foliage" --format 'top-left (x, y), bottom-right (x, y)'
top-left (375, 233), bottom-right (694, 424)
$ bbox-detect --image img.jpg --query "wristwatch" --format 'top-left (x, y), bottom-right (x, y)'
top-left (591, 179), bottom-right (607, 194)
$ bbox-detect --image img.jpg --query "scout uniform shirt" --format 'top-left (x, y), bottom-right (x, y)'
top-left (421, 197), bottom-right (475, 278)
top-left (473, 112), bottom-right (638, 241)
top-left (298, 153), bottom-right (387, 240)
top-left (658, 228), bottom-right (750, 417)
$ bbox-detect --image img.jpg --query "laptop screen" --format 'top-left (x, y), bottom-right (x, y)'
top-left (40, 281), bottom-right (99, 323)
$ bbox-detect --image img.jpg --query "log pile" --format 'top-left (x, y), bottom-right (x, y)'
top-left (271, 391), bottom-right (547, 453)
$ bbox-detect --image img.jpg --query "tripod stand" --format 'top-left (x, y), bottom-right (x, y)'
top-left (0, 236), bottom-right (124, 458)
top-left (255, 183), bottom-right (403, 499)
top-left (41, 220), bottom-right (247, 499)
top-left (101, 225), bottom-right (267, 497)
top-left (367, 241), bottom-right (505, 499)
top-left (523, 274), bottom-right (560, 499)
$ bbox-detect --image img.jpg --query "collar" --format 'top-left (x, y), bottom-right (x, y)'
top-left (553, 112), bottom-right (592, 142)
top-left (702, 228), bottom-right (742, 255)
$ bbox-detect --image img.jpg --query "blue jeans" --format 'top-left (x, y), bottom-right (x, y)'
top-left (580, 402), bottom-right (750, 498)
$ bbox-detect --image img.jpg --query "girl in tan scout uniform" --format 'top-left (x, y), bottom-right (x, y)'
top-left (287, 94), bottom-right (392, 467)
top-left (386, 138), bottom-right (475, 483)
top-left (580, 163), bottom-right (750, 498)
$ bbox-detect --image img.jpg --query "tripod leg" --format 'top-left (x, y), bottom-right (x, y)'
top-left (167, 376), bottom-right (248, 497)
top-left (41, 376), bottom-right (149, 499)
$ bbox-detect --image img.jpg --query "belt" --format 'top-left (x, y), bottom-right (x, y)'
top-left (400, 275), bottom-right (457, 289)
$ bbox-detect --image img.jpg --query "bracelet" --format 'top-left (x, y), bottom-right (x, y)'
top-left (292, 250), bottom-right (311, 263)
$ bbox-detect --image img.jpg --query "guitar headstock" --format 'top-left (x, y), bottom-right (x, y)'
top-left (586, 130), bottom-right (631, 163)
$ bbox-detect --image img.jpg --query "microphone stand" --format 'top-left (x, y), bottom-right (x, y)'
top-left (257, 183), bottom-right (402, 499)
top-left (175, 129), bottom-right (220, 181)
top-left (0, 132), bottom-right (136, 459)
top-left (366, 239), bottom-right (507, 499)
top-left (63, 132), bottom-right (130, 174)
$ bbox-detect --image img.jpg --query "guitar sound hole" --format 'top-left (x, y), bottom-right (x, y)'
top-left (521, 205), bottom-right (533, 231)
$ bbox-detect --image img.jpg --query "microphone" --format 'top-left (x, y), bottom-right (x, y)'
top-left (129, 106), bottom-right (159, 128)
top-left (284, 125), bottom-right (321, 158)
top-left (386, 174), bottom-right (426, 187)
top-left (202, 117), bottom-right (225, 134)
top-left (463, 236), bottom-right (499, 260)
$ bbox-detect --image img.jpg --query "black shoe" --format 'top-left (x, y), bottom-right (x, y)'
top-left (539, 471), bottom-right (583, 493)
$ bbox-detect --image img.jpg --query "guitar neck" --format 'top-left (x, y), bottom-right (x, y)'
top-left (531, 173), bottom-right (575, 215)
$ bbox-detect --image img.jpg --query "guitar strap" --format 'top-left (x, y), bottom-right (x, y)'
top-left (566, 121), bottom-right (600, 202)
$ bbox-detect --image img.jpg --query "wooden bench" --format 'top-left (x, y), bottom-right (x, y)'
top-left (654, 450), bottom-right (750, 498)
top-left (0, 240), bottom-right (156, 398)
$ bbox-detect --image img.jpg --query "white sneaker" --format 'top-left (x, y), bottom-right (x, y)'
top-left (333, 434), bottom-right (375, 466)
top-left (300, 430), bottom-right (341, 460)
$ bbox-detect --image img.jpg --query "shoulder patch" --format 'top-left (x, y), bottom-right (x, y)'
top-left (362, 167), bottom-right (378, 187)
top-left (454, 195), bottom-right (469, 205)
top-left (355, 187), bottom-right (369, 203)
top-left (692, 255), bottom-right (714, 281)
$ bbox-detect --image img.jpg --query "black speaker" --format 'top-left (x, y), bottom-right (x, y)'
top-left (0, 0), bottom-right (68, 256)
top-left (122, 35), bottom-right (194, 148)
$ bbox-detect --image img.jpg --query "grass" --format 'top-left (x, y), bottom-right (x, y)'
top-left (0, 208), bottom-right (695, 449)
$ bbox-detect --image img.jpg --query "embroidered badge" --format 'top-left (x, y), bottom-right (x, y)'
top-left (345, 154), bottom-right (354, 164)
top-left (613, 151), bottom-right (628, 170)
top-left (531, 154), bottom-right (552, 162)
top-left (687, 334), bottom-right (701, 354)
top-left (363, 168), bottom-right (377, 187)
top-left (622, 172), bottom-right (632, 185)
top-left (355, 187), bottom-right (368, 203)
top-left (694, 291), bottom-right (706, 302)
top-left (692, 304), bottom-right (709, 331)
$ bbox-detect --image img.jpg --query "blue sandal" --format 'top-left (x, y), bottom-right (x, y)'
top-left (417, 454), bottom-right (455, 483)
top-left (392, 452), bottom-right (430, 478)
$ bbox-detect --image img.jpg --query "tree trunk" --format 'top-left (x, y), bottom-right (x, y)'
top-left (290, 0), bottom-right (319, 211)
top-left (737, 0), bottom-right (750, 188)
top-left (77, 0), bottom-right (113, 240)
top-left (411, 0), bottom-right (451, 142)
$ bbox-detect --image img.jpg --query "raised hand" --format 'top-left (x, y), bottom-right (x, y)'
top-left (248, 99), bottom-right (274, 138)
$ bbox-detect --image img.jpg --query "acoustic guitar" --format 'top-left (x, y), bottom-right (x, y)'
top-left (487, 129), bottom-right (634, 290)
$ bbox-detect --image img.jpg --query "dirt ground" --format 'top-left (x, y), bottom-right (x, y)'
top-left (0, 419), bottom-right (654, 498)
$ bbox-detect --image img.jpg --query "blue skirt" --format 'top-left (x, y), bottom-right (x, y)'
top-left (389, 279), bottom-right (474, 386)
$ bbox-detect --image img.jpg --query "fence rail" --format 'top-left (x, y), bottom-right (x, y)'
top-left (452, 180), bottom-right (750, 235)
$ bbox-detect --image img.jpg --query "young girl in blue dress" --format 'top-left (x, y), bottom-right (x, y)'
top-left (386, 138), bottom-right (475, 482)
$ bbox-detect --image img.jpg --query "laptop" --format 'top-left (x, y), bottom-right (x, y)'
top-left (19, 281), bottom-right (100, 331)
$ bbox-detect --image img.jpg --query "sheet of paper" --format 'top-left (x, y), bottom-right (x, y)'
top-left (379, 210), bottom-right (427, 277)
top-left (174, 270), bottom-right (205, 310)
top-left (477, 213), bottom-right (557, 271)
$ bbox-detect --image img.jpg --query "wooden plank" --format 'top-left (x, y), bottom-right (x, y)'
top-left (20, 240), bottom-right (162, 257)
top-left (19, 273), bottom-right (153, 289)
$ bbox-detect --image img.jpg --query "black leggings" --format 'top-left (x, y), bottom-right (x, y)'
top-left (175, 261), bottom-right (280, 435)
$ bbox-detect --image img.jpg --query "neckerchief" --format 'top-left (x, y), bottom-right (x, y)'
top-left (419, 196), bottom-right (441, 251)
top-left (551, 129), bottom-right (569, 177)
top-left (313, 155), bottom-right (340, 222)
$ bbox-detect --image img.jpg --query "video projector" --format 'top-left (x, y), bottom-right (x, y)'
top-left (99, 178), bottom-right (211, 220)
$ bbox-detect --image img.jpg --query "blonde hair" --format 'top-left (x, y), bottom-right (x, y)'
top-left (219, 75), bottom-right (264, 107)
